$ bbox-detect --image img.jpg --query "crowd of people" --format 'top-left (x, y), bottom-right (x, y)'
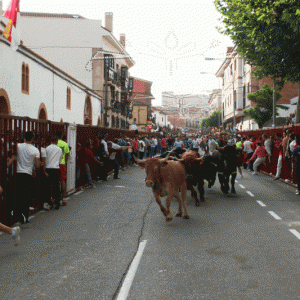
top-left (2, 128), bottom-right (300, 245)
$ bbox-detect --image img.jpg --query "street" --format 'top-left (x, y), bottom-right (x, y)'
top-left (1, 166), bottom-right (300, 300)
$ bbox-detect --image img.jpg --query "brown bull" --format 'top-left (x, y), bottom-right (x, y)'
top-left (135, 155), bottom-right (189, 221)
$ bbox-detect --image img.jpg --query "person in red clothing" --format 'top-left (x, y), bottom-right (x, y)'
top-left (160, 136), bottom-right (168, 154)
top-left (132, 136), bottom-right (139, 159)
top-left (250, 141), bottom-right (267, 175)
top-left (84, 141), bottom-right (103, 188)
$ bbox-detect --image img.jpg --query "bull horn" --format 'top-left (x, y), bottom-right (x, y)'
top-left (195, 155), bottom-right (205, 161)
top-left (173, 156), bottom-right (184, 162)
top-left (133, 154), bottom-right (146, 164)
top-left (159, 151), bottom-right (173, 163)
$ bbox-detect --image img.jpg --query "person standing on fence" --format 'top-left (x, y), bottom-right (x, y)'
top-left (15, 131), bottom-right (40, 224)
top-left (56, 131), bottom-right (70, 206)
top-left (250, 141), bottom-right (267, 175)
top-left (292, 135), bottom-right (300, 195)
top-left (44, 136), bottom-right (63, 209)
top-left (0, 185), bottom-right (21, 245)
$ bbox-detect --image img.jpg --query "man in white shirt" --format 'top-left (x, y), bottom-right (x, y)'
top-left (16, 131), bottom-right (40, 224)
top-left (139, 137), bottom-right (146, 159)
top-left (243, 135), bottom-right (254, 170)
top-left (108, 140), bottom-right (130, 179)
top-left (44, 136), bottom-right (63, 210)
top-left (262, 134), bottom-right (272, 163)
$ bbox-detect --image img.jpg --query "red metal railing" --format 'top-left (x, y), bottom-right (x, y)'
top-left (0, 115), bottom-right (161, 226)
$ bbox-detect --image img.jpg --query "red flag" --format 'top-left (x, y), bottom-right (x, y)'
top-left (3, 0), bottom-right (20, 43)
top-left (4, 0), bottom-right (20, 27)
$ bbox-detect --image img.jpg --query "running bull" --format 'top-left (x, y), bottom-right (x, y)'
top-left (134, 154), bottom-right (190, 222)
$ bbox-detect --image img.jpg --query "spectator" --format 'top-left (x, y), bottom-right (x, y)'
top-left (107, 140), bottom-right (130, 179)
top-left (292, 135), bottom-right (300, 195)
top-left (56, 131), bottom-right (70, 206)
top-left (274, 132), bottom-right (283, 180)
top-left (138, 137), bottom-right (146, 159)
top-left (144, 136), bottom-right (150, 158)
top-left (160, 136), bottom-right (167, 154)
top-left (262, 134), bottom-right (272, 163)
top-left (15, 131), bottom-right (40, 224)
top-left (132, 136), bottom-right (139, 159)
top-left (0, 186), bottom-right (20, 245)
top-left (243, 135), bottom-right (254, 171)
top-left (97, 133), bottom-right (109, 181)
top-left (118, 134), bottom-right (127, 170)
top-left (149, 137), bottom-right (156, 157)
top-left (174, 137), bottom-right (183, 149)
top-left (250, 141), bottom-right (267, 175)
top-left (236, 136), bottom-right (243, 178)
top-left (84, 141), bottom-right (103, 188)
top-left (44, 136), bottom-right (63, 209)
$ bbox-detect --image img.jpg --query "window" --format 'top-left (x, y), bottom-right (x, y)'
top-left (66, 87), bottom-right (71, 110)
top-left (104, 54), bottom-right (114, 70)
top-left (234, 59), bottom-right (236, 71)
top-left (22, 63), bottom-right (30, 94)
top-left (230, 64), bottom-right (233, 75)
top-left (248, 83), bottom-right (250, 93)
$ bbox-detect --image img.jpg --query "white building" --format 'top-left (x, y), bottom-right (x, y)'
top-left (152, 107), bottom-right (172, 129)
top-left (14, 9), bottom-right (134, 128)
top-left (0, 27), bottom-right (102, 125)
top-left (208, 89), bottom-right (222, 115)
top-left (216, 46), bottom-right (255, 130)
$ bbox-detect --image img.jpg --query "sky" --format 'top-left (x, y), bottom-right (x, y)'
top-left (2, 0), bottom-right (233, 106)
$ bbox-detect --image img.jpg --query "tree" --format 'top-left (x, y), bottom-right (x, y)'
top-left (200, 111), bottom-right (222, 129)
top-left (214, 0), bottom-right (300, 122)
top-left (243, 84), bottom-right (287, 128)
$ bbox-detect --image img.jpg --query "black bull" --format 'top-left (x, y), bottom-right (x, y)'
top-left (162, 146), bottom-right (241, 206)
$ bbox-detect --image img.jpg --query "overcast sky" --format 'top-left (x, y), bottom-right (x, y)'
top-left (3, 0), bottom-right (233, 106)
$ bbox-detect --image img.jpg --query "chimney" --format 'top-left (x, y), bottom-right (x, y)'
top-left (105, 12), bottom-right (113, 32)
top-left (0, 1), bottom-right (3, 17)
top-left (120, 34), bottom-right (125, 48)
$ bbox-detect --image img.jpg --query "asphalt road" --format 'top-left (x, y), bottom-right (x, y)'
top-left (1, 165), bottom-right (300, 300)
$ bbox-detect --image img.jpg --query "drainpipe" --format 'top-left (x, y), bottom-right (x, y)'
top-left (53, 72), bottom-right (55, 121)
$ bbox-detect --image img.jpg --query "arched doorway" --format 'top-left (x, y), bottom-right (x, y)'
top-left (0, 89), bottom-right (11, 115)
top-left (38, 103), bottom-right (48, 120)
top-left (84, 95), bottom-right (92, 125)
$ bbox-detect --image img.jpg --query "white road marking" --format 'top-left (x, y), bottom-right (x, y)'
top-left (268, 211), bottom-right (282, 220)
top-left (74, 191), bottom-right (83, 196)
top-left (117, 240), bottom-right (148, 300)
top-left (115, 186), bottom-right (125, 188)
top-left (235, 180), bottom-right (238, 183)
top-left (256, 200), bottom-right (266, 207)
top-left (28, 216), bottom-right (35, 220)
top-left (246, 191), bottom-right (254, 197)
top-left (0, 232), bottom-right (3, 235)
top-left (239, 184), bottom-right (245, 189)
top-left (289, 229), bottom-right (300, 240)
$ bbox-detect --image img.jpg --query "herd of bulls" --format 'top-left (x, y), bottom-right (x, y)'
top-left (134, 146), bottom-right (241, 222)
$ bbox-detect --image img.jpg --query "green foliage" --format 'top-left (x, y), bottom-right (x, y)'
top-left (214, 0), bottom-right (300, 83)
top-left (200, 111), bottom-right (222, 129)
top-left (243, 84), bottom-right (288, 128)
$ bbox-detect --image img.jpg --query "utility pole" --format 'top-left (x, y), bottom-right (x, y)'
top-left (272, 79), bottom-right (276, 127)
top-left (233, 70), bottom-right (236, 130)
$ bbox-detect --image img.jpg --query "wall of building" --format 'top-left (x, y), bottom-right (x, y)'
top-left (18, 16), bottom-right (104, 88)
top-left (132, 105), bottom-right (147, 132)
top-left (0, 39), bottom-right (101, 125)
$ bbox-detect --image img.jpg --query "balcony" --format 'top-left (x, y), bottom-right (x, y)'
top-left (121, 67), bottom-right (129, 92)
